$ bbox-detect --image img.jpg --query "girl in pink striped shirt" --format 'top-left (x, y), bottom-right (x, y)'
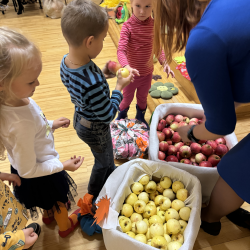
top-left (116, 0), bottom-right (174, 128)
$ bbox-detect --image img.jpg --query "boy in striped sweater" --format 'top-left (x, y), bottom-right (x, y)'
top-left (117, 0), bottom-right (175, 128)
top-left (60, 0), bottom-right (133, 199)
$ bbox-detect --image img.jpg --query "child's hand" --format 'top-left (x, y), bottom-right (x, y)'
top-left (163, 63), bottom-right (175, 78)
top-left (62, 156), bottom-right (84, 172)
top-left (52, 117), bottom-right (70, 129)
top-left (125, 65), bottom-right (140, 77)
top-left (22, 228), bottom-right (38, 249)
top-left (115, 69), bottom-right (134, 91)
top-left (102, 60), bottom-right (116, 79)
top-left (0, 173), bottom-right (21, 187)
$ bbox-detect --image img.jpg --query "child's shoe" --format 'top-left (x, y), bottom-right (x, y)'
top-left (116, 107), bottom-right (129, 120)
top-left (58, 208), bottom-right (80, 238)
top-left (135, 104), bottom-right (149, 130)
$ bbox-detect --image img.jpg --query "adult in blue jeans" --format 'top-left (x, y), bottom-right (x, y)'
top-left (154, 0), bottom-right (250, 236)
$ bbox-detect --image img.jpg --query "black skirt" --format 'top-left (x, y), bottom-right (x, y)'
top-left (11, 166), bottom-right (77, 220)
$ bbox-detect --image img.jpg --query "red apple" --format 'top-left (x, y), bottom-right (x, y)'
top-left (206, 140), bottom-right (217, 150)
top-left (199, 161), bottom-right (212, 167)
top-left (190, 143), bottom-right (201, 154)
top-left (165, 114), bottom-right (175, 125)
top-left (195, 153), bottom-right (207, 164)
top-left (179, 146), bottom-right (191, 158)
top-left (175, 142), bottom-right (184, 151)
top-left (166, 140), bottom-right (173, 145)
top-left (190, 118), bottom-right (199, 123)
top-left (172, 132), bottom-right (181, 143)
top-left (159, 141), bottom-right (169, 152)
top-left (215, 138), bottom-right (226, 145)
top-left (189, 121), bottom-right (197, 126)
top-left (174, 115), bottom-right (184, 123)
top-left (185, 141), bottom-right (192, 146)
top-left (201, 144), bottom-right (213, 156)
top-left (190, 155), bottom-right (196, 163)
top-left (178, 121), bottom-right (188, 128)
top-left (176, 152), bottom-right (181, 161)
top-left (158, 151), bottom-right (166, 160)
top-left (183, 116), bottom-right (190, 123)
top-left (198, 119), bottom-right (203, 124)
top-left (162, 128), bottom-right (173, 139)
top-left (108, 61), bottom-right (122, 74)
top-left (157, 119), bottom-right (167, 131)
top-left (157, 131), bottom-right (165, 142)
top-left (166, 155), bottom-right (178, 162)
top-left (192, 162), bottom-right (199, 166)
top-left (215, 144), bottom-right (228, 156)
top-left (198, 140), bottom-right (207, 145)
top-left (167, 145), bottom-right (177, 155)
top-left (170, 122), bottom-right (179, 131)
top-left (207, 154), bottom-right (221, 167)
top-left (180, 158), bottom-right (192, 164)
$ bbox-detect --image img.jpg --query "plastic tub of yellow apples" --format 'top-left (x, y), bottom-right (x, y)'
top-left (96, 159), bottom-right (202, 250)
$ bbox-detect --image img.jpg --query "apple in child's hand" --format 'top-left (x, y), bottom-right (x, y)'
top-left (199, 161), bottom-right (212, 167)
top-left (208, 154), bottom-right (221, 166)
top-left (116, 68), bottom-right (130, 78)
top-left (108, 61), bottom-right (122, 74)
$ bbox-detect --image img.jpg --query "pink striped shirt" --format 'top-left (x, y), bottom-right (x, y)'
top-left (117, 14), bottom-right (165, 76)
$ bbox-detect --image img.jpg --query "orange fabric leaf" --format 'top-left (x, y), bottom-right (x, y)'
top-left (77, 193), bottom-right (94, 216)
top-left (92, 195), bottom-right (110, 226)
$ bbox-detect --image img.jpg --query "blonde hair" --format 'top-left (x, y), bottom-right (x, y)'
top-left (61, 0), bottom-right (108, 47)
top-left (0, 27), bottom-right (41, 160)
top-left (154, 0), bottom-right (210, 63)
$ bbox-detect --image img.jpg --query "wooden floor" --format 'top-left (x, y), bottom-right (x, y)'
top-left (0, 4), bottom-right (250, 250)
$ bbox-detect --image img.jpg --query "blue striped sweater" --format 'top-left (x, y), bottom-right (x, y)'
top-left (60, 55), bottom-right (123, 123)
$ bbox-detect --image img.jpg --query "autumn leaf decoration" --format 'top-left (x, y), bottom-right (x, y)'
top-left (92, 195), bottom-right (111, 226)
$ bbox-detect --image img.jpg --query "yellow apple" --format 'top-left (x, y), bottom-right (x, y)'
top-left (163, 189), bottom-right (176, 200)
top-left (157, 211), bottom-right (166, 223)
top-left (155, 195), bottom-right (165, 206)
top-left (172, 181), bottom-right (184, 193)
top-left (121, 204), bottom-right (133, 218)
top-left (126, 231), bottom-right (135, 238)
top-left (160, 197), bottom-right (171, 211)
top-left (160, 176), bottom-right (172, 189)
top-left (134, 200), bottom-right (146, 214)
top-left (145, 181), bottom-right (157, 193)
top-left (135, 220), bottom-right (148, 234)
top-left (176, 188), bottom-right (189, 201)
top-left (164, 233), bottom-right (171, 244)
top-left (150, 223), bottom-right (164, 237)
top-left (134, 234), bottom-right (147, 244)
top-left (131, 182), bottom-right (144, 195)
top-left (171, 233), bottom-right (184, 244)
top-left (143, 218), bottom-right (149, 227)
top-left (116, 68), bottom-right (130, 78)
top-left (138, 192), bottom-right (149, 204)
top-left (139, 175), bottom-right (150, 185)
top-left (167, 219), bottom-right (181, 235)
top-left (149, 191), bottom-right (159, 201)
top-left (156, 183), bottom-right (164, 193)
top-left (125, 193), bottom-right (138, 206)
top-left (165, 208), bottom-right (180, 221)
top-left (168, 241), bottom-right (182, 250)
top-left (171, 199), bottom-right (185, 211)
top-left (151, 236), bottom-right (168, 250)
top-left (130, 212), bottom-right (142, 223)
top-left (119, 217), bottom-right (132, 233)
top-left (179, 220), bottom-right (188, 234)
top-left (143, 204), bottom-right (157, 218)
top-left (146, 228), bottom-right (152, 240)
top-left (149, 215), bottom-right (163, 226)
top-left (179, 207), bottom-right (191, 221)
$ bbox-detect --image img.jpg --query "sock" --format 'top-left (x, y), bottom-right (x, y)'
top-left (54, 206), bottom-right (71, 232)
top-left (69, 213), bottom-right (78, 226)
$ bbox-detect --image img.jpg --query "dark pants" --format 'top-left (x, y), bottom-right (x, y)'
top-left (73, 111), bottom-right (116, 198)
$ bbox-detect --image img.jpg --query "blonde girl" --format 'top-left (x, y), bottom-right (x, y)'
top-left (0, 27), bottom-right (84, 238)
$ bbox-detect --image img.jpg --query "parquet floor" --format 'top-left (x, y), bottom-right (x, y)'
top-left (0, 4), bottom-right (250, 250)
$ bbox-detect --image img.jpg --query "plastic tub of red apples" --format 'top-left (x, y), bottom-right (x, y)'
top-left (149, 103), bottom-right (238, 203)
top-left (96, 159), bottom-right (202, 250)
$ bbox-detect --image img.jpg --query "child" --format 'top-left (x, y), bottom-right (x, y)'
top-left (0, 172), bottom-right (40, 249)
top-left (117, 0), bottom-right (175, 128)
top-left (60, 0), bottom-right (133, 199)
top-left (0, 27), bottom-right (84, 238)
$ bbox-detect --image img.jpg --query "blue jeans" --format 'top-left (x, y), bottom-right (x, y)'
top-left (73, 111), bottom-right (116, 197)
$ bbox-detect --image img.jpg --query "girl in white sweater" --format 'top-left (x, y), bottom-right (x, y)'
top-left (0, 27), bottom-right (84, 238)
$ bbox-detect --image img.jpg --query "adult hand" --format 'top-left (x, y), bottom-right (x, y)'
top-left (102, 60), bottom-right (116, 79)
top-left (125, 65), bottom-right (140, 77)
top-left (22, 228), bottom-right (38, 249)
top-left (0, 173), bottom-right (21, 187)
top-left (52, 117), bottom-right (70, 129)
top-left (163, 63), bottom-right (175, 78)
top-left (62, 156), bottom-right (84, 172)
top-left (176, 125), bottom-right (192, 142)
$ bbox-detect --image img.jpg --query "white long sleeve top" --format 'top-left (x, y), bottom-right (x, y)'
top-left (1, 98), bottom-right (64, 178)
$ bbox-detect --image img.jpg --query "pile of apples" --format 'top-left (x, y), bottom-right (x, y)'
top-left (157, 114), bottom-right (229, 167)
top-left (119, 175), bottom-right (191, 250)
